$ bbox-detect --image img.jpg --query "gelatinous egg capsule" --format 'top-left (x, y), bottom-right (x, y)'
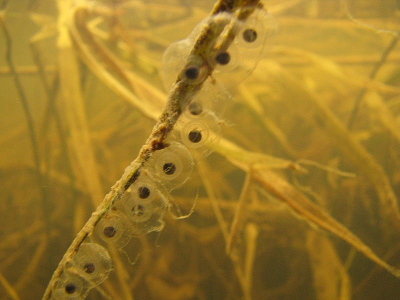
top-left (66, 243), bottom-right (113, 285)
top-left (146, 142), bottom-right (194, 191)
top-left (182, 79), bottom-right (230, 119)
top-left (212, 46), bottom-right (242, 74)
top-left (236, 8), bottom-right (276, 50)
top-left (93, 211), bottom-right (132, 249)
top-left (210, 8), bottom-right (276, 87)
top-left (161, 12), bottom-right (235, 91)
top-left (161, 39), bottom-right (191, 90)
top-left (117, 176), bottom-right (167, 235)
top-left (183, 90), bottom-right (213, 120)
top-left (179, 55), bottom-right (210, 85)
top-left (179, 114), bottom-right (221, 157)
top-left (188, 100), bottom-right (205, 116)
top-left (51, 271), bottom-right (89, 300)
top-left (162, 43), bottom-right (211, 89)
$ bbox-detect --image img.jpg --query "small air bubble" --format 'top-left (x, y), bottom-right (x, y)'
top-left (215, 52), bottom-right (230, 65)
top-left (189, 130), bottom-right (202, 143)
top-left (83, 263), bottom-right (95, 274)
top-left (65, 283), bottom-right (76, 295)
top-left (138, 186), bottom-right (150, 199)
top-left (163, 162), bottom-right (176, 175)
top-left (242, 28), bottom-right (258, 43)
top-left (184, 66), bottom-right (200, 80)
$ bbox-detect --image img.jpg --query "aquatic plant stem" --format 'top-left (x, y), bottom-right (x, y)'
top-left (30, 40), bottom-right (79, 218)
top-left (347, 35), bottom-right (399, 129)
top-left (243, 223), bottom-right (258, 300)
top-left (0, 10), bottom-right (52, 247)
top-left (0, 271), bottom-right (20, 300)
top-left (226, 171), bottom-right (253, 255)
top-left (0, 13), bottom-right (43, 199)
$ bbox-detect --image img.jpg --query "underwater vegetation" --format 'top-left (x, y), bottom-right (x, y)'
top-left (1, 0), bottom-right (400, 299)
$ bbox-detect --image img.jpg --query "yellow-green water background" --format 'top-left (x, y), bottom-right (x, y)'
top-left (1, 0), bottom-right (400, 299)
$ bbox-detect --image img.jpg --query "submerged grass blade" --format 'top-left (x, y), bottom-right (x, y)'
top-left (259, 61), bottom-right (400, 235)
top-left (57, 0), bottom-right (104, 207)
top-left (306, 231), bottom-right (351, 300)
top-left (253, 167), bottom-right (400, 278)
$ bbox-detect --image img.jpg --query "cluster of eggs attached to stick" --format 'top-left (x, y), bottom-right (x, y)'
top-left (50, 6), bottom-right (274, 299)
